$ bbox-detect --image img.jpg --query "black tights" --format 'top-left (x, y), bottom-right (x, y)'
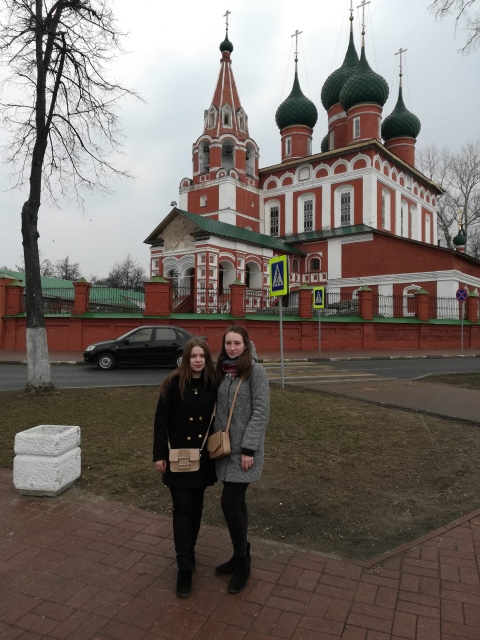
top-left (169, 487), bottom-right (206, 570)
top-left (221, 482), bottom-right (249, 557)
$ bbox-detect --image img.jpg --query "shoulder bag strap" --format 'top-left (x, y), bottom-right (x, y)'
top-left (225, 379), bottom-right (242, 436)
top-left (199, 404), bottom-right (216, 452)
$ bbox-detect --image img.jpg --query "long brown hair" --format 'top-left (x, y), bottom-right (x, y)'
top-left (216, 325), bottom-right (253, 380)
top-left (160, 338), bottom-right (216, 398)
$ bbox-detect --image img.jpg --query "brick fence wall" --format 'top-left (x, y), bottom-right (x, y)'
top-left (1, 276), bottom-right (479, 352)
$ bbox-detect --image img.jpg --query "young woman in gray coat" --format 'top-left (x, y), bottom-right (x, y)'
top-left (213, 325), bottom-right (270, 594)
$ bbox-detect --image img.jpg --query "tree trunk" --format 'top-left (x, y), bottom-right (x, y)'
top-left (22, 198), bottom-right (51, 389)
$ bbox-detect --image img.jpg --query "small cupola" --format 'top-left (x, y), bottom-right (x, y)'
top-left (219, 32), bottom-right (233, 53)
top-left (275, 31), bottom-right (318, 161)
top-left (382, 50), bottom-right (421, 167)
top-left (453, 228), bottom-right (467, 252)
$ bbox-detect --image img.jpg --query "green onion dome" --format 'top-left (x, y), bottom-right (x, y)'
top-left (381, 86), bottom-right (421, 141)
top-left (339, 46), bottom-right (389, 112)
top-left (321, 134), bottom-right (329, 153)
top-left (275, 71), bottom-right (318, 131)
top-left (220, 33), bottom-right (233, 53)
top-left (453, 229), bottom-right (467, 246)
top-left (321, 27), bottom-right (359, 111)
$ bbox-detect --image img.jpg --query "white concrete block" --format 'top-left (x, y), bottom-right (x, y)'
top-left (13, 425), bottom-right (81, 496)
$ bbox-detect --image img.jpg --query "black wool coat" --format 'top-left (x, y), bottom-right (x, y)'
top-left (153, 374), bottom-right (217, 489)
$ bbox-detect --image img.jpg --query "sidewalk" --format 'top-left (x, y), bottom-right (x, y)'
top-left (0, 469), bottom-right (479, 640)
top-left (1, 348), bottom-right (480, 364)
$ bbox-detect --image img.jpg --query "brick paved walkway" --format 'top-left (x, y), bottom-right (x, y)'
top-left (1, 470), bottom-right (480, 639)
top-left (304, 380), bottom-right (480, 425)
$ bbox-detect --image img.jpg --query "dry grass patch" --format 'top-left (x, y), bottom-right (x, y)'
top-left (1, 385), bottom-right (479, 559)
top-left (422, 372), bottom-right (480, 391)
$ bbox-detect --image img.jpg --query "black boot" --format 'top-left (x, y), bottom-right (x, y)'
top-left (216, 542), bottom-right (250, 576)
top-left (191, 552), bottom-right (196, 572)
top-left (227, 555), bottom-right (251, 594)
top-left (176, 569), bottom-right (192, 599)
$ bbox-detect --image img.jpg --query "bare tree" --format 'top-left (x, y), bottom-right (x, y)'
top-left (0, 1), bottom-right (139, 390)
top-left (53, 255), bottom-right (81, 280)
top-left (104, 254), bottom-right (146, 290)
top-left (417, 141), bottom-right (480, 254)
top-left (429, 0), bottom-right (480, 53)
top-left (15, 252), bottom-right (56, 276)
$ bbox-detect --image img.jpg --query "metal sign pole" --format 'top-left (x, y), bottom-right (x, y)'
top-left (318, 309), bottom-right (322, 356)
top-left (461, 301), bottom-right (465, 355)
top-left (279, 297), bottom-right (284, 389)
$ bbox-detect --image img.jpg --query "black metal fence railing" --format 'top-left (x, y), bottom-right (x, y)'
top-left (429, 296), bottom-right (464, 320)
top-left (192, 286), bottom-right (232, 314)
top-left (245, 289), bottom-right (299, 316)
top-left (21, 287), bottom-right (74, 315)
top-left (313, 291), bottom-right (360, 317)
top-left (373, 294), bottom-right (417, 318)
top-left (89, 285), bottom-right (145, 313)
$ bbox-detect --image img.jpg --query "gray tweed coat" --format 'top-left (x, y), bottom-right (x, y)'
top-left (214, 356), bottom-right (270, 483)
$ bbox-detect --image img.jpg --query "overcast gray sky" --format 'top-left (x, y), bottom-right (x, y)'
top-left (0, 0), bottom-right (477, 278)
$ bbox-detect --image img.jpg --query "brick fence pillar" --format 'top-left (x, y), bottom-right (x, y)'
top-left (298, 284), bottom-right (313, 319)
top-left (144, 277), bottom-right (171, 316)
top-left (467, 290), bottom-right (479, 323)
top-left (358, 286), bottom-right (373, 321)
top-left (414, 288), bottom-right (430, 322)
top-left (5, 281), bottom-right (23, 316)
top-left (72, 279), bottom-right (92, 315)
top-left (230, 280), bottom-right (245, 318)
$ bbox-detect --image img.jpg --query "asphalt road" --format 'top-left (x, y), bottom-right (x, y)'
top-left (0, 357), bottom-right (478, 391)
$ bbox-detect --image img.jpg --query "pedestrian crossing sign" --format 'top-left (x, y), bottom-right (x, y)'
top-left (269, 256), bottom-right (289, 296)
top-left (312, 286), bottom-right (325, 309)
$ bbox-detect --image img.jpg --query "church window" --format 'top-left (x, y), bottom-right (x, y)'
top-left (409, 210), bottom-right (413, 237)
top-left (310, 258), bottom-right (320, 271)
top-left (200, 195), bottom-right (207, 207)
top-left (307, 138), bottom-right (312, 155)
top-left (425, 214), bottom-right (431, 243)
top-left (341, 192), bottom-right (351, 226)
top-left (353, 117), bottom-right (360, 139)
top-left (304, 199), bottom-right (313, 232)
top-left (222, 104), bottom-right (232, 127)
top-left (329, 130), bottom-right (334, 150)
top-left (270, 206), bottom-right (279, 237)
top-left (207, 107), bottom-right (216, 129)
top-left (381, 193), bottom-right (386, 229)
top-left (199, 144), bottom-right (210, 174)
top-left (401, 201), bottom-right (408, 237)
top-left (299, 167), bottom-right (310, 181)
top-left (406, 174), bottom-right (412, 190)
top-left (285, 137), bottom-right (292, 156)
top-left (292, 258), bottom-right (300, 273)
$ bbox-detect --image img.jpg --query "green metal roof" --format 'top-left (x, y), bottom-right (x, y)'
top-left (275, 71), bottom-right (318, 131)
top-left (220, 32), bottom-right (233, 53)
top-left (320, 134), bottom-right (329, 153)
top-left (382, 86), bottom-right (421, 141)
top-left (173, 209), bottom-right (305, 254)
top-left (321, 25), bottom-right (359, 111)
top-left (285, 224), bottom-right (374, 244)
top-left (339, 46), bottom-right (389, 112)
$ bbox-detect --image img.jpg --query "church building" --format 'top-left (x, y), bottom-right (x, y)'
top-left (144, 10), bottom-right (480, 315)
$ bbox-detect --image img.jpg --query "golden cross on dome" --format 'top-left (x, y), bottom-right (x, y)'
top-left (357, 0), bottom-right (371, 36)
top-left (291, 29), bottom-right (303, 65)
top-left (224, 10), bottom-right (231, 32)
top-left (395, 47), bottom-right (408, 80)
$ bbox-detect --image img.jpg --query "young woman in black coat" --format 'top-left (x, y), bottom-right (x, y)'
top-left (153, 338), bottom-right (217, 599)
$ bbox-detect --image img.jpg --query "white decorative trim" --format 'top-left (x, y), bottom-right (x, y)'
top-left (341, 233), bottom-right (373, 245)
top-left (322, 182), bottom-right (331, 229)
top-left (282, 171), bottom-right (295, 185)
top-left (315, 163), bottom-right (332, 178)
top-left (351, 152), bottom-right (372, 169)
top-left (328, 110), bottom-right (347, 125)
top-left (331, 159), bottom-right (350, 173)
top-left (333, 183), bottom-right (354, 228)
top-left (327, 269), bottom-right (480, 290)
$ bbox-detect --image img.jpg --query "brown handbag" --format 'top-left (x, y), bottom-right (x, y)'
top-left (207, 379), bottom-right (242, 459)
top-left (169, 406), bottom-right (216, 473)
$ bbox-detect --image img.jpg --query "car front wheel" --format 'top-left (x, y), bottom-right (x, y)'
top-left (175, 353), bottom-right (183, 367)
top-left (96, 353), bottom-right (116, 370)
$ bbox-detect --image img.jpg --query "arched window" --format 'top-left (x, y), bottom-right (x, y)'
top-left (425, 214), bottom-right (431, 244)
top-left (285, 137), bottom-right (292, 157)
top-left (401, 200), bottom-right (408, 237)
top-left (304, 199), bottom-right (313, 232)
top-left (237, 108), bottom-right (247, 132)
top-left (246, 143), bottom-right (255, 177)
top-left (207, 107), bottom-right (217, 130)
top-left (307, 138), bottom-right (312, 155)
top-left (270, 206), bottom-right (279, 237)
top-left (381, 189), bottom-right (391, 231)
top-left (353, 117), bottom-right (360, 139)
top-left (329, 130), bottom-right (334, 150)
top-left (199, 144), bottom-right (210, 174)
top-left (221, 139), bottom-right (235, 171)
top-left (222, 104), bottom-right (232, 127)
top-left (292, 258), bottom-right (300, 273)
top-left (341, 192), bottom-right (351, 226)
top-left (334, 186), bottom-right (354, 228)
top-left (200, 195), bottom-right (207, 207)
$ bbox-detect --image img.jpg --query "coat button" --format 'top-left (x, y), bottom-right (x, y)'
top-left (199, 416), bottom-right (203, 421)
top-left (187, 437), bottom-right (191, 441)
top-left (198, 434), bottom-right (202, 438)
top-left (189, 417), bottom-right (193, 422)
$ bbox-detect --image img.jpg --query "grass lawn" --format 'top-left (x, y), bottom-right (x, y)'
top-left (423, 372), bottom-right (480, 391)
top-left (1, 385), bottom-right (480, 560)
